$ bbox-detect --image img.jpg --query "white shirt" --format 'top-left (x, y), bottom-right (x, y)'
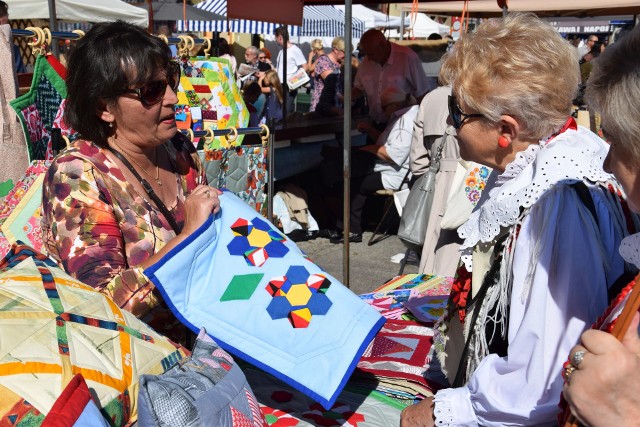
top-left (276, 43), bottom-right (306, 84)
top-left (373, 105), bottom-right (418, 190)
top-left (434, 126), bottom-right (633, 426)
top-left (354, 43), bottom-right (429, 123)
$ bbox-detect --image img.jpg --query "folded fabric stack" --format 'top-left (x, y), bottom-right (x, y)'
top-left (354, 274), bottom-right (454, 404)
top-left (350, 319), bottom-right (448, 405)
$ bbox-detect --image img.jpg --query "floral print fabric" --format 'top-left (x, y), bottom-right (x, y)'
top-left (42, 135), bottom-right (205, 342)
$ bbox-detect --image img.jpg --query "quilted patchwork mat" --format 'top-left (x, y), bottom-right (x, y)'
top-left (242, 365), bottom-right (405, 427)
top-left (144, 192), bottom-right (385, 409)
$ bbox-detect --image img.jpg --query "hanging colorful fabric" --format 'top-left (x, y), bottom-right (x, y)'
top-left (177, 57), bottom-right (249, 149)
top-left (9, 55), bottom-right (78, 161)
top-left (144, 191), bottom-right (385, 409)
top-left (202, 143), bottom-right (268, 215)
top-left (0, 160), bottom-right (50, 258)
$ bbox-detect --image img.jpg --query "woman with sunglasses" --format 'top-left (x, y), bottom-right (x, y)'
top-left (400, 13), bottom-right (636, 427)
top-left (41, 21), bottom-right (220, 345)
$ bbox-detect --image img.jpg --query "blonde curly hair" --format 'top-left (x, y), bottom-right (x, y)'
top-left (440, 13), bottom-right (579, 140)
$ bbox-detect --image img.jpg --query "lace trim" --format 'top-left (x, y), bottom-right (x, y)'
top-left (620, 232), bottom-right (640, 269)
top-left (433, 390), bottom-right (456, 427)
top-left (458, 127), bottom-right (611, 271)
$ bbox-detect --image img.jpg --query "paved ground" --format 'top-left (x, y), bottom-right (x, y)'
top-left (297, 231), bottom-right (419, 296)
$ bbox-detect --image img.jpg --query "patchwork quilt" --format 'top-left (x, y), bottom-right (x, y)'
top-left (9, 55), bottom-right (77, 161)
top-left (0, 244), bottom-right (187, 426)
top-left (144, 192), bottom-right (385, 409)
top-left (178, 57), bottom-right (249, 149)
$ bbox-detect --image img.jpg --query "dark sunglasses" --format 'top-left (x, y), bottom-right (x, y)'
top-left (448, 95), bottom-right (483, 129)
top-left (258, 56), bottom-right (266, 60)
top-left (122, 61), bottom-right (181, 107)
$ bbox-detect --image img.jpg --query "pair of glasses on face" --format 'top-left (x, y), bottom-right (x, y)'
top-left (122, 61), bottom-right (181, 107)
top-left (258, 56), bottom-right (266, 60)
top-left (448, 95), bottom-right (483, 129)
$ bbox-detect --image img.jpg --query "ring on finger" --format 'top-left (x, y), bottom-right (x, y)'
top-left (205, 189), bottom-right (211, 198)
top-left (562, 361), bottom-right (576, 384)
top-left (571, 350), bottom-right (586, 368)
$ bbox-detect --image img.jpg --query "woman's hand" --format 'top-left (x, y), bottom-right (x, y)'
top-left (563, 312), bottom-right (640, 427)
top-left (400, 397), bottom-right (436, 427)
top-left (182, 185), bottom-right (222, 235)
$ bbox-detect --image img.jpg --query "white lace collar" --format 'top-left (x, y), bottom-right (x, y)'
top-left (458, 126), bottom-right (612, 270)
top-left (620, 233), bottom-right (640, 269)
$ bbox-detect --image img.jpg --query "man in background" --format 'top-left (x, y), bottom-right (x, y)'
top-left (578, 34), bottom-right (598, 61)
top-left (353, 29), bottom-right (429, 131)
top-left (274, 26), bottom-right (308, 114)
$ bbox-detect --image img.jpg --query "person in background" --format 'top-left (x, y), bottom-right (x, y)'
top-left (274, 26), bottom-right (308, 115)
top-left (325, 87), bottom-right (418, 244)
top-left (307, 38), bottom-right (324, 92)
top-left (578, 34), bottom-right (598, 61)
top-left (217, 37), bottom-right (237, 77)
top-left (310, 37), bottom-right (345, 116)
top-left (245, 46), bottom-right (271, 72)
top-left (242, 81), bottom-right (264, 127)
top-left (156, 24), bottom-right (178, 58)
top-left (580, 40), bottom-right (605, 83)
top-left (0, 1), bottom-right (26, 76)
top-left (563, 24), bottom-right (640, 427)
top-left (410, 85), bottom-right (464, 278)
top-left (353, 29), bottom-right (429, 131)
top-left (400, 13), bottom-right (635, 426)
top-left (257, 49), bottom-right (274, 71)
top-left (258, 69), bottom-right (283, 123)
top-left (42, 21), bottom-right (221, 345)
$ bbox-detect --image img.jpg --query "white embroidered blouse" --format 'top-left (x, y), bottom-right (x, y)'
top-left (433, 125), bottom-right (634, 426)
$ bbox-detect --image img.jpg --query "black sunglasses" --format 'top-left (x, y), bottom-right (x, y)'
top-left (448, 95), bottom-right (483, 129)
top-left (122, 61), bottom-right (181, 107)
top-left (258, 56), bottom-right (266, 60)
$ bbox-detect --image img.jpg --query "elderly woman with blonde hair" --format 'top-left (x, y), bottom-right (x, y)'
top-left (400, 13), bottom-right (636, 427)
top-left (310, 37), bottom-right (345, 114)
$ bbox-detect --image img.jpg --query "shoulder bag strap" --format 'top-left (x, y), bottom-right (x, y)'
top-left (107, 146), bottom-right (182, 235)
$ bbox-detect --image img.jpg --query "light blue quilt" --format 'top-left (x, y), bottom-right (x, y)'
top-left (145, 191), bottom-right (385, 408)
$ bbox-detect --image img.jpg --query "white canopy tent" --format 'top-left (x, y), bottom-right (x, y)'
top-left (334, 5), bottom-right (408, 30)
top-left (6, 0), bottom-right (148, 27)
top-left (387, 13), bottom-right (449, 38)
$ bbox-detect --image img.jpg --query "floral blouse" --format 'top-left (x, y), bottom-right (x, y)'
top-left (42, 134), bottom-right (205, 343)
top-left (311, 54), bottom-right (340, 112)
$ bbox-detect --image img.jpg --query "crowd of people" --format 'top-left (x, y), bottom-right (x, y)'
top-left (25, 10), bottom-right (640, 427)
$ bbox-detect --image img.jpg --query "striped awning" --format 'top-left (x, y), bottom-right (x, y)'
top-left (301, 6), bottom-right (365, 38)
top-left (178, 0), bottom-right (299, 35)
top-left (178, 1), bottom-right (364, 38)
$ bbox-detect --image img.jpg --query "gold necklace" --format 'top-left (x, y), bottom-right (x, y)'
top-left (111, 139), bottom-right (162, 186)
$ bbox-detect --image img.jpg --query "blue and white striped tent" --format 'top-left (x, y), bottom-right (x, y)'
top-left (178, 0), bottom-right (364, 38)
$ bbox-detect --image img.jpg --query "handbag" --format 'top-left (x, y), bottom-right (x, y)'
top-left (286, 67), bottom-right (310, 91)
top-left (397, 126), bottom-right (452, 248)
top-left (137, 327), bottom-right (267, 427)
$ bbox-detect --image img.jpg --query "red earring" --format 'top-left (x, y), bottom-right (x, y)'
top-left (498, 136), bottom-right (510, 148)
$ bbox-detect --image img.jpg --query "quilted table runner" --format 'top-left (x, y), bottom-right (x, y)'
top-left (144, 192), bottom-right (385, 409)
